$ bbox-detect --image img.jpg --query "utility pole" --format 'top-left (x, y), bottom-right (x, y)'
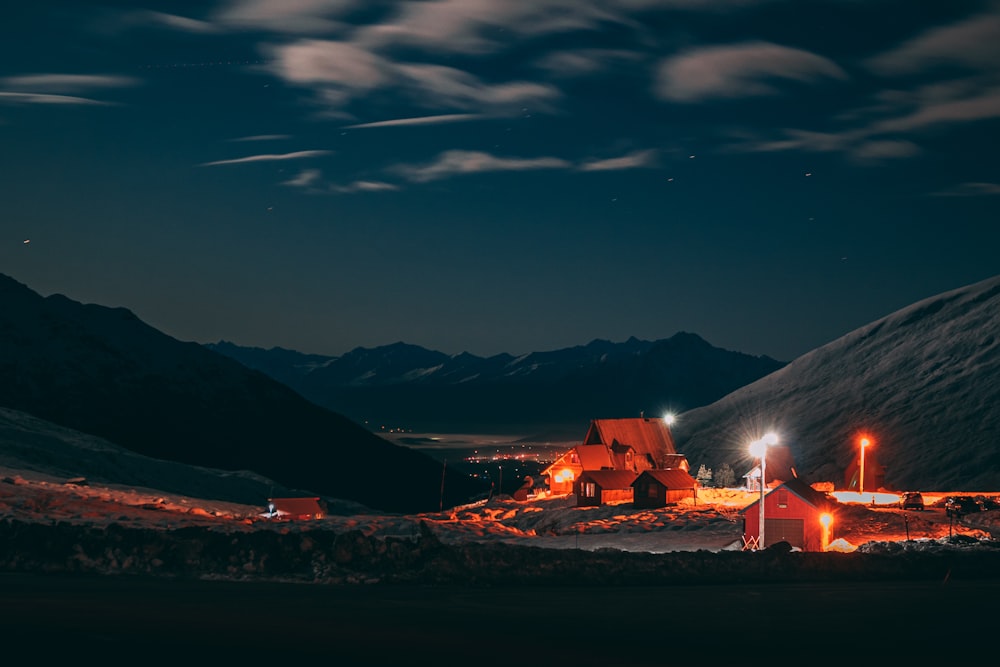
top-left (439, 458), bottom-right (446, 512)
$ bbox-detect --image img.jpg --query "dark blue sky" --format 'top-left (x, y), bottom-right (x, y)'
top-left (3, 1), bottom-right (998, 361)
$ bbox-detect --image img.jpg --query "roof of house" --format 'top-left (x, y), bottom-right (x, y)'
top-left (742, 444), bottom-right (799, 484)
top-left (268, 497), bottom-right (324, 516)
top-left (583, 418), bottom-right (676, 464)
top-left (633, 468), bottom-right (698, 489)
top-left (740, 478), bottom-right (831, 513)
top-left (578, 470), bottom-right (639, 489)
top-left (576, 444), bottom-right (614, 470)
top-left (661, 454), bottom-right (690, 469)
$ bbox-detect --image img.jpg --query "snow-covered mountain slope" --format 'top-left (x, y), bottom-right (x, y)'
top-left (672, 274), bottom-right (1000, 492)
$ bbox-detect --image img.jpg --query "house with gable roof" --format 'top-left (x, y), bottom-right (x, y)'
top-left (632, 468), bottom-right (699, 508)
top-left (542, 417), bottom-right (689, 504)
top-left (740, 478), bottom-right (833, 551)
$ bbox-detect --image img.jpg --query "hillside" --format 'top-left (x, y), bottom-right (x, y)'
top-left (672, 274), bottom-right (1000, 492)
top-left (0, 274), bottom-right (488, 513)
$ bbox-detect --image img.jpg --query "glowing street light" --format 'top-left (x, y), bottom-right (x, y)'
top-left (749, 432), bottom-right (778, 550)
top-left (663, 413), bottom-right (675, 426)
top-left (819, 512), bottom-right (833, 551)
top-left (859, 437), bottom-right (871, 495)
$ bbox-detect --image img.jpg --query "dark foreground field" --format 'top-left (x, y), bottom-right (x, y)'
top-left (2, 572), bottom-right (996, 664)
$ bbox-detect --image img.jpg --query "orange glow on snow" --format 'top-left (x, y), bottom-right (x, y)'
top-left (831, 491), bottom-right (901, 505)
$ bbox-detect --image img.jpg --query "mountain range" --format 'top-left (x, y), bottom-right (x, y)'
top-left (3, 269), bottom-right (998, 507)
top-left (671, 274), bottom-right (1000, 492)
top-left (0, 273), bottom-right (487, 513)
top-left (206, 334), bottom-right (786, 433)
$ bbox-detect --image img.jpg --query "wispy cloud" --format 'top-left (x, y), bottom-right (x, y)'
top-left (213, 0), bottom-right (354, 34)
top-left (656, 41), bottom-right (847, 102)
top-left (867, 11), bottom-right (1000, 75)
top-left (332, 180), bottom-right (400, 193)
top-left (390, 149), bottom-right (570, 183)
top-left (268, 39), bottom-right (560, 115)
top-left (395, 63), bottom-right (560, 112)
top-left (850, 139), bottom-right (921, 161)
top-left (722, 128), bottom-right (920, 163)
top-left (357, 1), bottom-right (627, 55)
top-left (282, 168), bottom-right (323, 188)
top-left (201, 150), bottom-right (331, 166)
top-left (870, 87), bottom-right (1000, 134)
top-left (534, 49), bottom-right (644, 78)
top-left (343, 114), bottom-right (481, 129)
top-left (282, 169), bottom-right (400, 194)
top-left (143, 11), bottom-right (220, 34)
top-left (0, 92), bottom-right (111, 106)
top-left (578, 149), bottom-right (658, 171)
top-left (230, 134), bottom-right (291, 142)
top-left (931, 182), bottom-right (1000, 197)
top-left (0, 74), bottom-right (139, 93)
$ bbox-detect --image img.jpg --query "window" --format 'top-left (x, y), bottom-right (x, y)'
top-left (776, 489), bottom-right (788, 509)
top-left (583, 482), bottom-right (596, 498)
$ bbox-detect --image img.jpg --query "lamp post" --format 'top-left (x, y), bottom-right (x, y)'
top-left (859, 437), bottom-right (870, 496)
top-left (749, 432), bottom-right (778, 550)
top-left (819, 513), bottom-right (833, 552)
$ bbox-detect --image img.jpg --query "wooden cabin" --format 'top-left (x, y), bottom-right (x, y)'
top-left (632, 469), bottom-right (699, 508)
top-left (574, 470), bottom-right (638, 507)
top-left (543, 417), bottom-right (686, 496)
top-left (740, 478), bottom-right (832, 552)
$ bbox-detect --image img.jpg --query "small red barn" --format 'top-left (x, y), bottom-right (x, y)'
top-left (267, 497), bottom-right (325, 520)
top-left (740, 478), bottom-right (832, 552)
top-left (574, 470), bottom-right (638, 507)
top-left (631, 469), bottom-right (699, 508)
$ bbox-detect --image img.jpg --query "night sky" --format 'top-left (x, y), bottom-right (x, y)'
top-left (3, 1), bottom-right (998, 362)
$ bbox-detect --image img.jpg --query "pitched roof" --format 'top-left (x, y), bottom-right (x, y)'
top-left (584, 418), bottom-right (676, 465)
top-left (268, 497), bottom-right (324, 516)
top-left (743, 444), bottom-right (798, 483)
top-left (633, 469), bottom-right (698, 489)
top-left (661, 454), bottom-right (690, 470)
top-left (782, 477), bottom-right (831, 507)
top-left (576, 444), bottom-right (614, 470)
top-left (740, 478), bottom-right (831, 513)
top-left (578, 470), bottom-right (638, 489)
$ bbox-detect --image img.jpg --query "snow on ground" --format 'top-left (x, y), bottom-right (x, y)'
top-left (3, 466), bottom-right (998, 554)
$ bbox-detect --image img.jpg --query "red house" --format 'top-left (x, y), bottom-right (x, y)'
top-left (574, 470), bottom-right (638, 507)
top-left (740, 478), bottom-right (832, 552)
top-left (543, 417), bottom-right (685, 496)
top-left (631, 469), bottom-right (699, 509)
top-left (266, 497), bottom-right (325, 520)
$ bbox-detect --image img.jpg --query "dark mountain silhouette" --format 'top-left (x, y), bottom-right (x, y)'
top-left (671, 274), bottom-right (1000, 493)
top-left (0, 274), bottom-right (487, 513)
top-left (208, 334), bottom-right (786, 433)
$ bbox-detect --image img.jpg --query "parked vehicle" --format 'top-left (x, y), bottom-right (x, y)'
top-left (945, 496), bottom-right (982, 518)
top-left (899, 492), bottom-right (924, 511)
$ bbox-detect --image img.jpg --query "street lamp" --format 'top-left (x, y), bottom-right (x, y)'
top-left (859, 437), bottom-right (871, 496)
top-left (819, 512), bottom-right (833, 551)
top-left (749, 432), bottom-right (778, 550)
